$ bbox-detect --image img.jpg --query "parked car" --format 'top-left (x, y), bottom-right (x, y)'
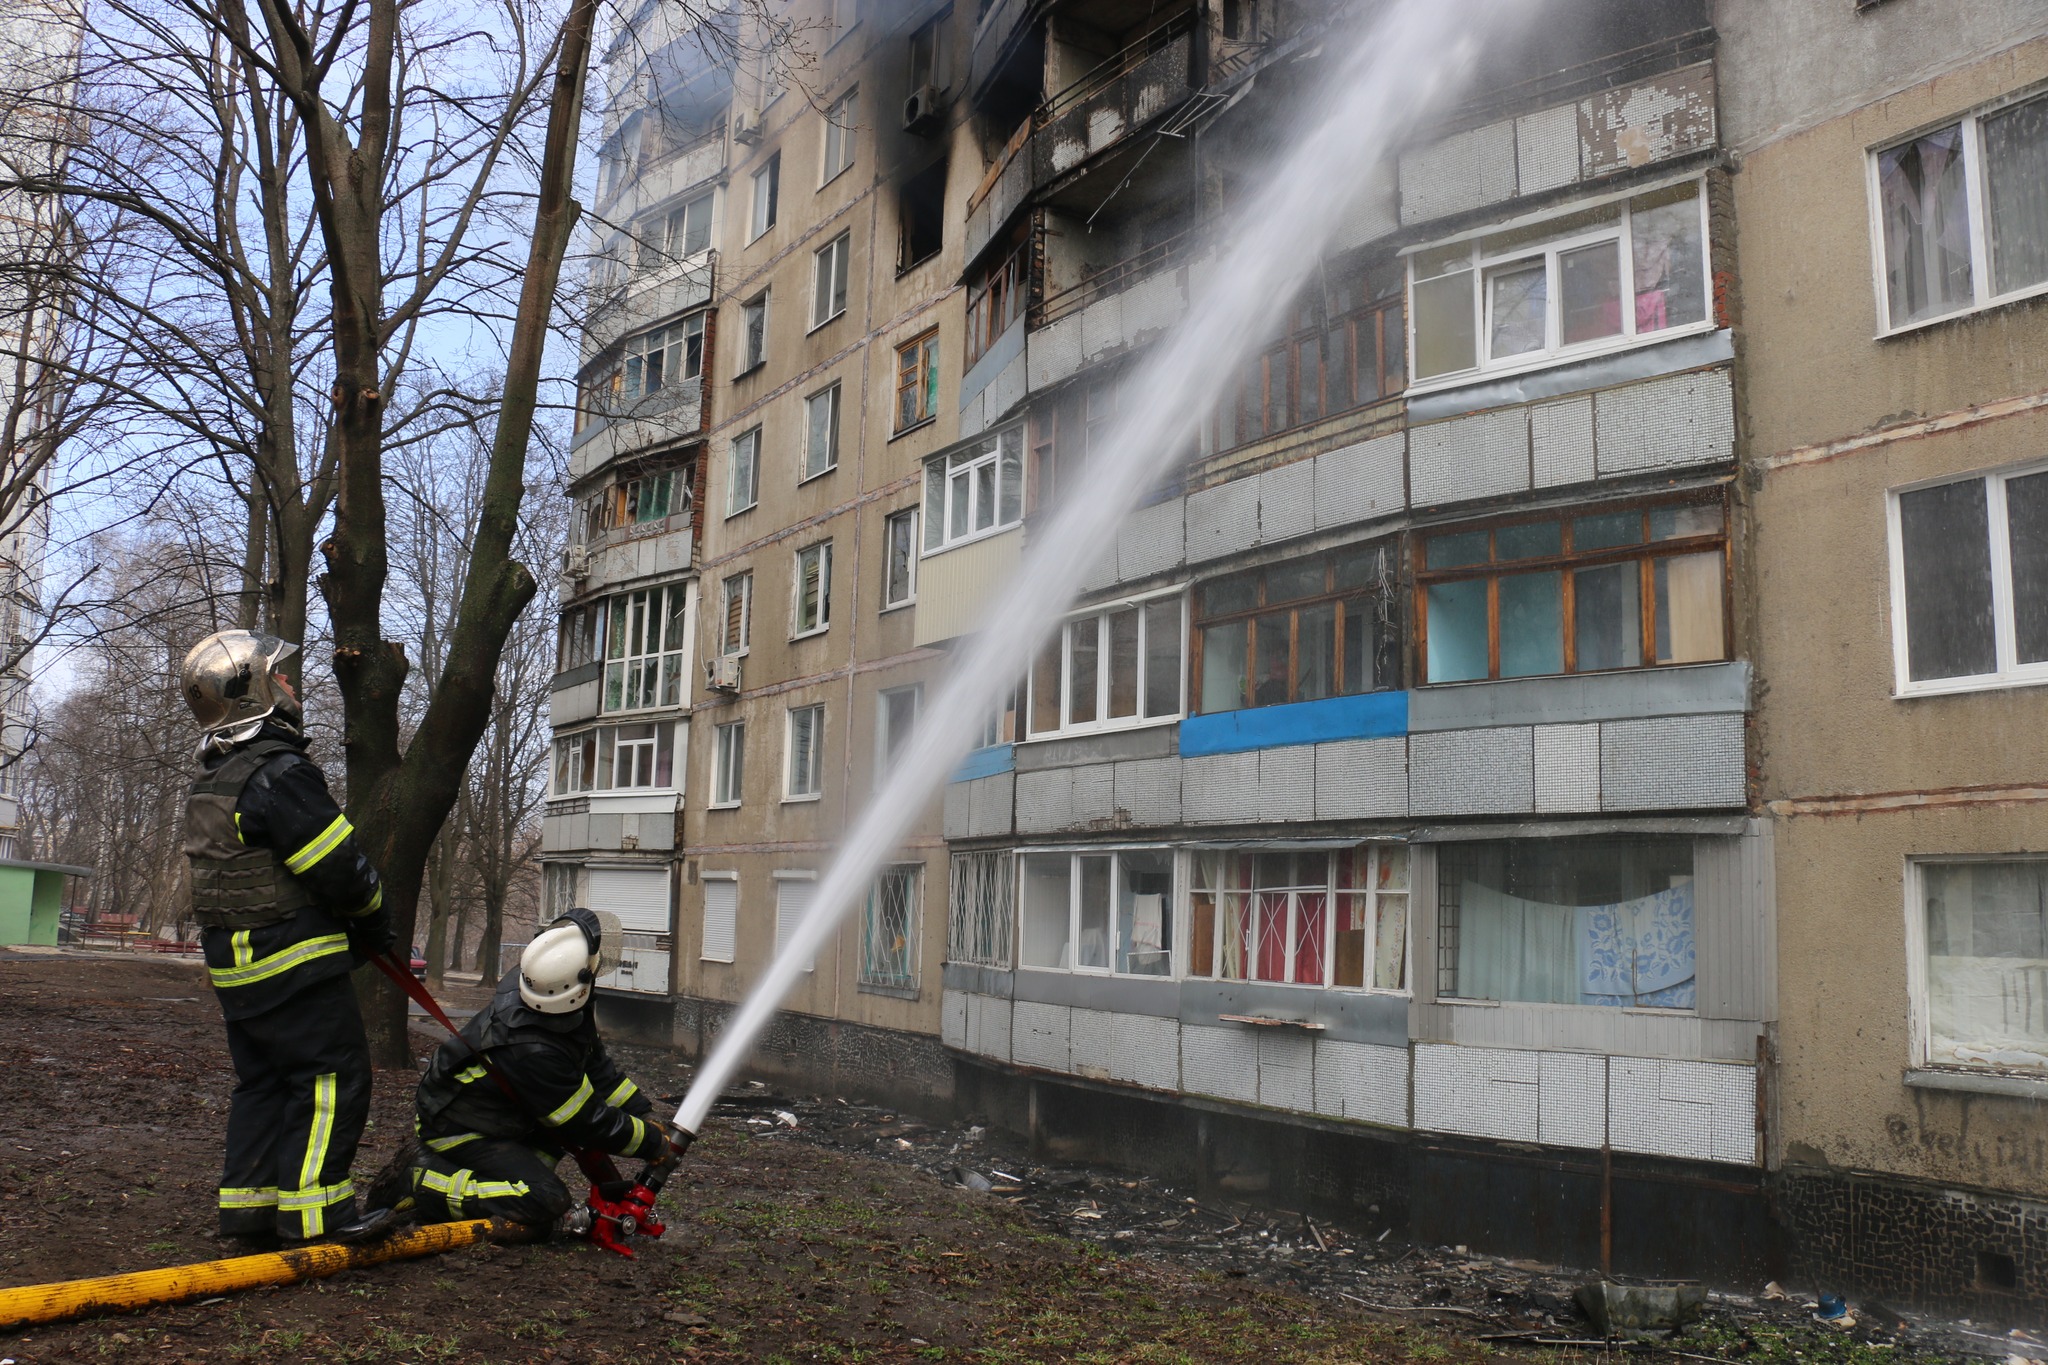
top-left (409, 946), bottom-right (427, 980)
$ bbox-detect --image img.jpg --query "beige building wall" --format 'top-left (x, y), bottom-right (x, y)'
top-left (680, 0), bottom-right (977, 1060)
top-left (1728, 18), bottom-right (2048, 1200)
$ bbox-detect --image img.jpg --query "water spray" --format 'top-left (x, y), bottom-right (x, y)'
top-left (668, 0), bottom-right (1519, 1143)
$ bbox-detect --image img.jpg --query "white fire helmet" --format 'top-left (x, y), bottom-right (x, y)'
top-left (518, 909), bottom-right (622, 1014)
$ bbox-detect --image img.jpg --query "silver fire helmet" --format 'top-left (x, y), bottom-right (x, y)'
top-left (180, 630), bottom-right (303, 739)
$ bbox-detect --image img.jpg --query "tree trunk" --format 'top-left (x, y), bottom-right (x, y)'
top-left (476, 884), bottom-right (504, 985)
top-left (423, 830), bottom-right (454, 988)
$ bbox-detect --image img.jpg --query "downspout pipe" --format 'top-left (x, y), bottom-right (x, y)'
top-left (0, 1218), bottom-right (535, 1330)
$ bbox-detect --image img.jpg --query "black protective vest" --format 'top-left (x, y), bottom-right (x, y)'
top-left (183, 739), bottom-right (313, 929)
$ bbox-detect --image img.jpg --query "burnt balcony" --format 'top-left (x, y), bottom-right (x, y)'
top-left (963, 11), bottom-right (1204, 269)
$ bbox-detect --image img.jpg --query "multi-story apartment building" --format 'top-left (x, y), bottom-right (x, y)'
top-left (557, 0), bottom-right (2047, 1313)
top-left (1719, 0), bottom-right (2048, 1312)
top-left (931, 0), bottom-right (1771, 1283)
top-left (544, 0), bottom-right (726, 992)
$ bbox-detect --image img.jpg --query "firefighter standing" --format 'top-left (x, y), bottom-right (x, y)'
top-left (386, 908), bottom-right (677, 1233)
top-left (180, 630), bottom-right (396, 1245)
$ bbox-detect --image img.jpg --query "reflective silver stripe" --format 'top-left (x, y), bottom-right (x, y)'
top-left (424, 1131), bottom-right (482, 1153)
top-left (218, 1186), bottom-right (277, 1210)
top-left (604, 1078), bottom-right (638, 1108)
top-left (276, 1179), bottom-right (354, 1211)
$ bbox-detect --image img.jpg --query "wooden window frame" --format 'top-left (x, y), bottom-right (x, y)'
top-left (1190, 542), bottom-right (1402, 714)
top-left (1208, 286), bottom-right (1405, 455)
top-left (895, 330), bottom-right (940, 432)
top-left (1412, 490), bottom-right (1732, 685)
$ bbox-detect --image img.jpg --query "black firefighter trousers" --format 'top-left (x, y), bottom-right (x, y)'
top-left (218, 973), bottom-right (372, 1240)
top-left (409, 1138), bottom-right (574, 1227)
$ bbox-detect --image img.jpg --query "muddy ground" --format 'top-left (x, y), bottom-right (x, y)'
top-left (0, 951), bottom-right (2019, 1365)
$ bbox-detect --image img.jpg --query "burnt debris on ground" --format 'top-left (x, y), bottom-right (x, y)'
top-left (609, 1039), bottom-right (2038, 1365)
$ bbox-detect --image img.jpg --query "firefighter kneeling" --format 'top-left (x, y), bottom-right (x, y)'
top-left (388, 909), bottom-right (680, 1234)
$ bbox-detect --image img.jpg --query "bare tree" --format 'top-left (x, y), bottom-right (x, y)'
top-left (4, 0), bottom-right (791, 1060)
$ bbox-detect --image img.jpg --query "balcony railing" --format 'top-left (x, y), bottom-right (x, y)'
top-left (1034, 224), bottom-right (1199, 329)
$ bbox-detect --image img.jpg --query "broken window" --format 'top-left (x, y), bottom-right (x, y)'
top-left (793, 541), bottom-right (832, 636)
top-left (711, 721), bottom-right (745, 806)
top-left (1188, 845), bottom-right (1407, 990)
top-left (727, 426), bottom-right (761, 516)
top-left (750, 152), bottom-right (780, 240)
top-left (965, 236), bottom-right (1025, 365)
top-left (606, 467), bottom-right (685, 528)
top-left (784, 703), bottom-right (824, 799)
top-left (1029, 377), bottom-right (1120, 512)
top-left (1018, 849), bottom-right (1173, 976)
top-left (882, 507), bottom-right (918, 608)
top-left (1195, 544), bottom-right (1400, 713)
top-left (556, 603), bottom-right (601, 673)
top-left (898, 160), bottom-right (947, 271)
top-left (1027, 590), bottom-right (1184, 738)
top-left (821, 89), bottom-right (858, 184)
top-left (803, 382), bottom-right (841, 479)
top-left (1208, 265), bottom-right (1404, 454)
top-left (948, 850), bottom-right (1015, 969)
top-left (896, 331), bottom-right (940, 431)
top-left (1917, 860), bottom-right (2048, 1075)
top-left (602, 584), bottom-right (689, 712)
top-left (1409, 179), bottom-right (1709, 383)
top-left (1875, 91), bottom-right (2048, 330)
top-left (739, 292), bottom-right (768, 372)
top-left (812, 233), bottom-right (851, 327)
top-left (666, 190), bottom-right (714, 257)
top-left (1417, 495), bottom-right (1727, 684)
top-left (719, 571), bottom-right (752, 656)
top-left (1891, 463), bottom-right (2048, 691)
top-left (861, 864), bottom-right (920, 990)
top-left (877, 684), bottom-right (921, 775)
top-left (923, 425), bottom-right (1023, 552)
top-left (1437, 836), bottom-right (1696, 1009)
top-left (907, 14), bottom-right (943, 90)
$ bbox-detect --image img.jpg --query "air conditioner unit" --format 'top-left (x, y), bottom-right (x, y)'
top-left (561, 546), bottom-right (590, 581)
top-left (705, 654), bottom-right (742, 693)
top-left (732, 110), bottom-right (763, 145)
top-left (901, 85), bottom-right (945, 135)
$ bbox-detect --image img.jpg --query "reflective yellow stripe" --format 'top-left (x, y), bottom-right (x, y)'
top-left (469, 1178), bottom-right (530, 1199)
top-left (346, 885), bottom-right (383, 918)
top-left (628, 1116), bottom-right (645, 1153)
top-left (231, 931), bottom-right (253, 969)
top-left (284, 814), bottom-right (352, 874)
top-left (455, 1064), bottom-right (487, 1084)
top-left (542, 1076), bottom-right (594, 1127)
top-left (424, 1131), bottom-right (481, 1153)
top-left (276, 1179), bottom-right (354, 1210)
top-left (292, 1073), bottom-right (338, 1236)
top-left (208, 935), bottom-right (350, 989)
top-left (604, 1078), bottom-right (638, 1108)
top-left (218, 1186), bottom-right (277, 1210)
top-left (233, 812), bottom-right (245, 845)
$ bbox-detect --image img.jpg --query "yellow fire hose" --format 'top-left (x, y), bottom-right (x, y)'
top-left (0, 1219), bottom-right (527, 1330)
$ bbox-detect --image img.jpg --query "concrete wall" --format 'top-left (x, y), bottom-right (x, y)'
top-left (1725, 9), bottom-right (2048, 1305)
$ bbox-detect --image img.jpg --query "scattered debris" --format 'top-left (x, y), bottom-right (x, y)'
top-left (1576, 1280), bottom-right (1706, 1339)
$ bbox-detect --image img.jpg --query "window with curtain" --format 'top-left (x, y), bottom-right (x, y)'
top-left (1188, 845), bottom-right (1407, 990)
top-left (1874, 91), bottom-right (2048, 331)
top-left (1418, 496), bottom-right (1727, 684)
top-left (1917, 860), bottom-right (2048, 1075)
top-left (860, 865), bottom-right (920, 991)
top-left (1409, 180), bottom-right (1710, 383)
top-left (1018, 849), bottom-right (1173, 976)
top-left (1437, 836), bottom-right (1696, 1009)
